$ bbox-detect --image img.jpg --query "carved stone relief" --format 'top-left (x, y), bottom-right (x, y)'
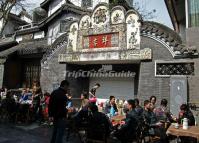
top-left (126, 12), bottom-right (141, 50)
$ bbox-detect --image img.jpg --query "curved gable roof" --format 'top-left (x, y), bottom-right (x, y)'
top-left (141, 21), bottom-right (198, 58)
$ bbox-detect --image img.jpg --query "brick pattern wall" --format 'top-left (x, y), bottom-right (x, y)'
top-left (138, 37), bottom-right (173, 105)
top-left (188, 59), bottom-right (199, 103)
top-left (40, 47), bottom-right (66, 93)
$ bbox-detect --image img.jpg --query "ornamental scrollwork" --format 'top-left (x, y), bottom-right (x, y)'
top-left (93, 8), bottom-right (108, 24)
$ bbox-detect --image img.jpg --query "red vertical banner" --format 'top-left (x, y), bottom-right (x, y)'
top-left (88, 33), bottom-right (112, 48)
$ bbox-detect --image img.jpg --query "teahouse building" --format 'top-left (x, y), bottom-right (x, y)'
top-left (40, 0), bottom-right (198, 116)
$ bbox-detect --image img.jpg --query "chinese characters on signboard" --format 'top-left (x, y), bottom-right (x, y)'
top-left (83, 33), bottom-right (119, 49)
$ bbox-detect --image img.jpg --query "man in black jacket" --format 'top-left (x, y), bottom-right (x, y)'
top-left (114, 99), bottom-right (139, 143)
top-left (142, 100), bottom-right (168, 143)
top-left (48, 80), bottom-right (69, 143)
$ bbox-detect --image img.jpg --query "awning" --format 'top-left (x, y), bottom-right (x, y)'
top-left (0, 37), bottom-right (18, 52)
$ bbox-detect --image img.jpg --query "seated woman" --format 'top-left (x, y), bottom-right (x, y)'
top-left (79, 91), bottom-right (89, 111)
top-left (104, 96), bottom-right (118, 116)
top-left (154, 99), bottom-right (173, 124)
top-left (177, 104), bottom-right (196, 143)
top-left (150, 96), bottom-right (157, 111)
top-left (178, 104), bottom-right (195, 126)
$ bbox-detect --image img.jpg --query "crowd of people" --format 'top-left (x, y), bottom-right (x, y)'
top-left (0, 85), bottom-right (50, 124)
top-left (0, 80), bottom-right (197, 143)
top-left (47, 80), bottom-right (196, 143)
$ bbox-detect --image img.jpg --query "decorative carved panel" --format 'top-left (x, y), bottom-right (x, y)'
top-left (60, 4), bottom-right (146, 63)
top-left (156, 63), bottom-right (194, 76)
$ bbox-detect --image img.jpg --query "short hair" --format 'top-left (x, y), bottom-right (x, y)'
top-left (127, 99), bottom-right (135, 108)
top-left (150, 96), bottom-right (156, 101)
top-left (110, 95), bottom-right (115, 100)
top-left (82, 91), bottom-right (88, 99)
top-left (134, 98), bottom-right (139, 105)
top-left (88, 103), bottom-right (98, 112)
top-left (161, 99), bottom-right (168, 106)
top-left (60, 80), bottom-right (69, 87)
top-left (144, 100), bottom-right (150, 106)
top-left (95, 83), bottom-right (100, 87)
top-left (180, 104), bottom-right (188, 111)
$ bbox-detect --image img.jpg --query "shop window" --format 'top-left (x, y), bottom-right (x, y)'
top-left (82, 0), bottom-right (92, 8)
top-left (155, 62), bottom-right (194, 76)
top-left (188, 0), bottom-right (199, 27)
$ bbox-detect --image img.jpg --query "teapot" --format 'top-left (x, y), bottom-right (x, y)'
top-left (182, 118), bottom-right (188, 130)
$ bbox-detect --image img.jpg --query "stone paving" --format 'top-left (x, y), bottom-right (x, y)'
top-left (0, 123), bottom-right (82, 143)
top-left (0, 123), bottom-right (178, 143)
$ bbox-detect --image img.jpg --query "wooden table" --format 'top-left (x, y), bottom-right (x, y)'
top-left (111, 115), bottom-right (125, 126)
top-left (111, 115), bottom-right (125, 121)
top-left (166, 125), bottom-right (199, 142)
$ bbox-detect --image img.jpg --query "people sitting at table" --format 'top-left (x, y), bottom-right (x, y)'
top-left (178, 104), bottom-right (195, 126)
top-left (19, 88), bottom-right (32, 103)
top-left (134, 98), bottom-right (143, 117)
top-left (87, 103), bottom-right (112, 141)
top-left (177, 104), bottom-right (196, 143)
top-left (113, 99), bottom-right (139, 143)
top-left (154, 99), bottom-right (173, 123)
top-left (142, 100), bottom-right (168, 143)
top-left (1, 91), bottom-right (17, 122)
top-left (104, 95), bottom-right (118, 116)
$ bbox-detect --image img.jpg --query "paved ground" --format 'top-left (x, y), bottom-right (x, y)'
top-left (0, 123), bottom-right (178, 143)
top-left (0, 123), bottom-right (82, 143)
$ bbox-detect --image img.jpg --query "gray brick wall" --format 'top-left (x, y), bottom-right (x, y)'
top-left (186, 27), bottom-right (199, 50)
top-left (40, 47), bottom-right (66, 93)
top-left (186, 28), bottom-right (199, 104)
top-left (138, 37), bottom-right (173, 105)
top-left (188, 58), bottom-right (199, 103)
